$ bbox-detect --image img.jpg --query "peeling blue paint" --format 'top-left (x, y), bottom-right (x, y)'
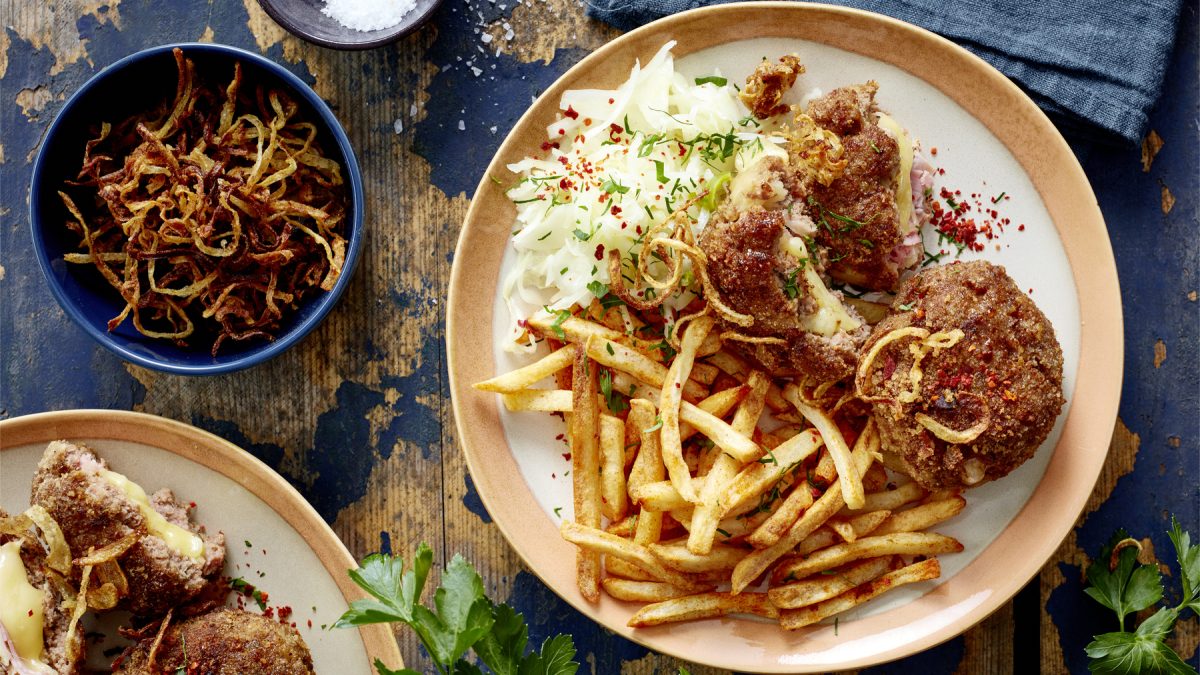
top-left (862, 635), bottom-right (965, 675)
top-left (190, 414), bottom-right (287, 468)
top-left (461, 472), bottom-right (492, 523)
top-left (379, 530), bottom-right (393, 556)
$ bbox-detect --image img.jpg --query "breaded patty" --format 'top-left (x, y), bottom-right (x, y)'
top-left (0, 514), bottom-right (85, 675)
top-left (30, 441), bottom-right (225, 617)
top-left (808, 83), bottom-right (916, 291)
top-left (113, 608), bottom-right (315, 675)
top-left (701, 207), bottom-right (868, 381)
top-left (857, 261), bottom-right (1065, 489)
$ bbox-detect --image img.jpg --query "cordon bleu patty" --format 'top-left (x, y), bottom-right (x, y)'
top-left (857, 261), bottom-right (1065, 489)
top-left (808, 83), bottom-right (922, 291)
top-left (700, 204), bottom-right (869, 382)
top-left (30, 441), bottom-right (225, 617)
top-left (113, 608), bottom-right (315, 675)
top-left (0, 514), bottom-right (85, 675)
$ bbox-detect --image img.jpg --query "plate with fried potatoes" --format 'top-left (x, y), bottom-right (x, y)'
top-left (448, 3), bottom-right (1121, 671)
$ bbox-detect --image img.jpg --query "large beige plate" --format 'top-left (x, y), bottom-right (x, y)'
top-left (0, 410), bottom-right (403, 674)
top-left (448, 4), bottom-right (1121, 671)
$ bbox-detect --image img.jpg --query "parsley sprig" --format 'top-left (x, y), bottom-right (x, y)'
top-left (336, 544), bottom-right (579, 675)
top-left (1083, 517), bottom-right (1199, 674)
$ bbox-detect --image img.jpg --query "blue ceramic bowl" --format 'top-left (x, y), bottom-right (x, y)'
top-left (29, 43), bottom-right (364, 375)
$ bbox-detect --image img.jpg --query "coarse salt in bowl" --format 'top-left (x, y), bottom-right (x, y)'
top-left (256, 0), bottom-right (443, 50)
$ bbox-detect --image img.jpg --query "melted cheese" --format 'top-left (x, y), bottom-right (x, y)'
top-left (782, 236), bottom-right (862, 336)
top-left (97, 470), bottom-right (204, 560)
top-left (0, 541), bottom-right (45, 664)
top-left (875, 113), bottom-right (915, 236)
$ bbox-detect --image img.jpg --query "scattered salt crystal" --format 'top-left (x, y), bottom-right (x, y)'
top-left (458, 120), bottom-right (466, 131)
top-left (393, 118), bottom-right (404, 134)
top-left (321, 0), bottom-right (417, 32)
top-left (471, 66), bottom-right (483, 76)
top-left (481, 33), bottom-right (493, 43)
top-left (504, 29), bottom-right (514, 40)
top-left (410, 103), bottom-right (419, 117)
top-left (489, 126), bottom-right (497, 134)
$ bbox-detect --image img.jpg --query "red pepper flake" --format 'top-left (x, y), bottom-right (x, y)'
top-left (562, 452), bottom-right (571, 461)
top-left (930, 147), bottom-right (938, 156)
top-left (608, 97), bottom-right (615, 104)
top-left (583, 118), bottom-right (592, 126)
top-left (610, 205), bottom-right (622, 216)
top-left (540, 141), bottom-right (560, 152)
top-left (307, 619), bottom-right (313, 628)
top-left (559, 177), bottom-right (574, 190)
top-left (188, 501), bottom-right (196, 509)
top-left (557, 128), bottom-right (565, 136)
top-left (608, 123), bottom-right (623, 143)
top-left (594, 244), bottom-right (605, 261)
top-left (564, 106), bottom-right (579, 120)
top-left (1018, 224), bottom-right (1025, 231)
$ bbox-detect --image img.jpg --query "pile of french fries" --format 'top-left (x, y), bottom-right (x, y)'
top-left (475, 305), bottom-right (966, 631)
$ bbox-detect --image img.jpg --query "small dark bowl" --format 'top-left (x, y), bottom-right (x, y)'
top-left (257, 0), bottom-right (442, 50)
top-left (29, 43), bottom-right (364, 375)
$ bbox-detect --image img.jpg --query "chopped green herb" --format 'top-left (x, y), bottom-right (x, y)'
top-left (991, 191), bottom-right (1007, 203)
top-left (694, 75), bottom-right (728, 86)
top-left (653, 160), bottom-right (668, 185)
top-left (548, 309), bottom-right (571, 339)
top-left (897, 302), bottom-right (916, 311)
top-left (553, 507), bottom-right (563, 518)
top-left (715, 528), bottom-right (732, 538)
top-left (537, 231), bottom-right (553, 241)
top-left (601, 177), bottom-right (630, 194)
top-left (599, 368), bottom-right (629, 414)
top-left (783, 267), bottom-right (802, 300)
top-left (646, 415), bottom-right (664, 433)
top-left (573, 228), bottom-right (591, 241)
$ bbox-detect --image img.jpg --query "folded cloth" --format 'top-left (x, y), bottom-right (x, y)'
top-left (585, 0), bottom-right (1183, 143)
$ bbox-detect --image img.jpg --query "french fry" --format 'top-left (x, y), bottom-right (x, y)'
top-left (628, 592), bottom-right (778, 627)
top-left (585, 337), bottom-right (708, 402)
top-left (730, 437), bottom-right (876, 594)
top-left (829, 519), bottom-right (859, 543)
top-left (844, 481), bottom-right (926, 514)
top-left (682, 386), bottom-right (747, 442)
top-left (626, 399), bottom-right (665, 545)
top-left (861, 463), bottom-right (888, 493)
top-left (779, 558), bottom-right (942, 630)
top-left (602, 578), bottom-right (702, 603)
top-left (570, 347), bottom-right (602, 602)
top-left (659, 316), bottom-right (715, 504)
top-left (501, 389), bottom-right (572, 412)
top-left (873, 497), bottom-right (966, 536)
top-left (690, 361), bottom-right (719, 385)
top-left (689, 370), bottom-right (769, 555)
top-left (474, 345), bottom-right (576, 392)
top-left (560, 521), bottom-right (706, 591)
top-left (607, 556), bottom-right (654, 581)
top-left (772, 532), bottom-right (963, 582)
top-left (721, 430), bottom-right (823, 519)
top-left (648, 541), bottom-right (748, 573)
top-left (606, 514), bottom-right (638, 537)
top-left (705, 350), bottom-right (789, 412)
top-left (630, 481), bottom-right (691, 512)
top-left (811, 450), bottom-right (838, 488)
top-left (785, 384), bottom-right (865, 509)
top-left (600, 414), bottom-right (628, 521)
top-left (528, 313), bottom-right (621, 345)
top-left (746, 481), bottom-right (815, 549)
top-left (768, 556), bottom-right (896, 609)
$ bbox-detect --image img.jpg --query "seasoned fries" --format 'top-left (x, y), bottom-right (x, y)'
top-left (478, 312), bottom-right (966, 632)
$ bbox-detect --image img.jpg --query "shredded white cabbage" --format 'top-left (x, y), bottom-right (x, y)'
top-left (502, 42), bottom-right (786, 350)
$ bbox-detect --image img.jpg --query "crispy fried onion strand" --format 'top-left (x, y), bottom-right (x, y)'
top-left (788, 112), bottom-right (847, 188)
top-left (607, 194), bottom-right (754, 334)
top-left (65, 564), bottom-right (93, 648)
top-left (146, 608), bottom-right (174, 673)
top-left (0, 506), bottom-right (73, 575)
top-left (856, 328), bottom-right (965, 403)
top-left (61, 47), bottom-right (347, 355)
top-left (915, 410), bottom-right (990, 445)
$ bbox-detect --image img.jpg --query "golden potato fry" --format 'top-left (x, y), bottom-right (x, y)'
top-left (785, 385), bottom-right (866, 509)
top-left (705, 350), bottom-right (789, 412)
top-left (768, 556), bottom-right (896, 609)
top-left (628, 592), bottom-right (778, 627)
top-left (773, 532), bottom-right (963, 582)
top-left (746, 481), bottom-right (815, 549)
top-left (721, 430), bottom-right (822, 518)
top-left (559, 521), bottom-right (706, 591)
top-left (688, 370), bottom-right (769, 554)
top-left (627, 400), bottom-right (663, 497)
top-left (585, 336), bottom-right (708, 402)
top-left (607, 556), bottom-right (654, 581)
top-left (730, 440), bottom-right (875, 594)
top-left (873, 497), bottom-right (966, 536)
top-left (605, 514), bottom-right (638, 537)
top-left (570, 348), bottom-right (602, 602)
top-left (474, 345), bottom-right (576, 392)
top-left (779, 558), bottom-right (941, 630)
top-left (501, 389), bottom-right (572, 412)
top-left (845, 481), bottom-right (927, 514)
top-left (659, 317), bottom-right (716, 504)
top-left (861, 463), bottom-right (888, 493)
top-left (682, 385), bottom-right (747, 443)
top-left (600, 414), bottom-right (628, 521)
top-left (648, 541), bottom-right (748, 573)
top-left (690, 361), bottom-right (719, 385)
top-left (602, 578), bottom-right (703, 603)
top-left (630, 481), bottom-right (691, 512)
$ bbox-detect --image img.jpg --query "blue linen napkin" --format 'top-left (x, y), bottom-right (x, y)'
top-left (585, 0), bottom-right (1183, 143)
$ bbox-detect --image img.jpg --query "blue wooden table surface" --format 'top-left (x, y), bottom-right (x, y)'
top-left (1, 1), bottom-right (1196, 672)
